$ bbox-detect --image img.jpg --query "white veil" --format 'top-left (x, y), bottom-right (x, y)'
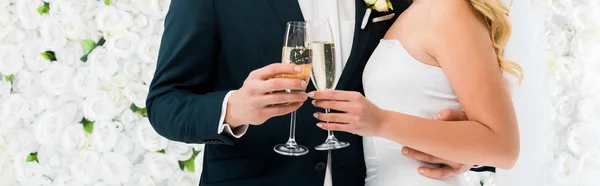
top-left (495, 0), bottom-right (548, 185)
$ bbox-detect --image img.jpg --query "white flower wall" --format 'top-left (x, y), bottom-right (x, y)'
top-left (541, 0), bottom-right (600, 186)
top-left (1, 0), bottom-right (599, 186)
top-left (0, 0), bottom-right (204, 185)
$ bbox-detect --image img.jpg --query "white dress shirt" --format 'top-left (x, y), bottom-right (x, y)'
top-left (218, 1), bottom-right (355, 185)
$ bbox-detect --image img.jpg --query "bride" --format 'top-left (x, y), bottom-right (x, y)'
top-left (308, 0), bottom-right (522, 185)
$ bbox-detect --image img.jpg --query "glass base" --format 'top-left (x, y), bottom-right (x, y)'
top-left (315, 138), bottom-right (350, 151)
top-left (274, 143), bottom-right (309, 156)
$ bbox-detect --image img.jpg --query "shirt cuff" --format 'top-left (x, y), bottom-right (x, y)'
top-left (217, 90), bottom-right (249, 138)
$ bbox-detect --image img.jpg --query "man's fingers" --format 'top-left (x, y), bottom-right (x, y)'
top-left (402, 147), bottom-right (444, 164)
top-left (418, 165), bottom-right (457, 179)
top-left (433, 109), bottom-right (468, 121)
top-left (260, 92), bottom-right (308, 106)
top-left (249, 63), bottom-right (302, 80)
top-left (262, 102), bottom-right (303, 117)
top-left (260, 78), bottom-right (307, 93)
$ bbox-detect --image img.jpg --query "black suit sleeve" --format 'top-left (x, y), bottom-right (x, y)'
top-left (146, 0), bottom-right (233, 145)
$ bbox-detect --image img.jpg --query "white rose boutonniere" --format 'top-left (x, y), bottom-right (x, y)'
top-left (361, 0), bottom-right (394, 29)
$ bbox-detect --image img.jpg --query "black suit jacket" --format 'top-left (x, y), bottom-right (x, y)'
top-left (147, 0), bottom-right (491, 185)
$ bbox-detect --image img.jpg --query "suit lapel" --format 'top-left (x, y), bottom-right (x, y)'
top-left (267, 0), bottom-right (305, 25)
top-left (336, 0), bottom-right (373, 90)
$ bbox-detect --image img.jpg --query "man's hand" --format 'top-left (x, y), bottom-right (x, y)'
top-left (225, 63), bottom-right (309, 127)
top-left (402, 109), bottom-right (472, 179)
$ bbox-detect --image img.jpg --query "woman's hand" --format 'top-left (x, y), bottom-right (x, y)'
top-left (308, 90), bottom-right (385, 137)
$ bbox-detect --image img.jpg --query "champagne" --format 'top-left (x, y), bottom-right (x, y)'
top-left (281, 47), bottom-right (312, 82)
top-left (310, 42), bottom-right (336, 90)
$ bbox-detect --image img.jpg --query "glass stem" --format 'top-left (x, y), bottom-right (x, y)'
top-left (325, 108), bottom-right (336, 140)
top-left (287, 111), bottom-right (298, 146)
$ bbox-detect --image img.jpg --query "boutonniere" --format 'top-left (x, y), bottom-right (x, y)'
top-left (361, 0), bottom-right (394, 29)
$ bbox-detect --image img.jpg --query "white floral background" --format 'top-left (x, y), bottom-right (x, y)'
top-left (0, 0), bottom-right (598, 186)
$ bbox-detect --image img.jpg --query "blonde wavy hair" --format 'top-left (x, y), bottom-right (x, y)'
top-left (470, 0), bottom-right (523, 82)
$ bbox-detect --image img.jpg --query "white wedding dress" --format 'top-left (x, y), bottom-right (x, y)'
top-left (362, 39), bottom-right (467, 186)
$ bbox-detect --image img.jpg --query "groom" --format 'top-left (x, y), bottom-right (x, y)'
top-left (147, 0), bottom-right (492, 185)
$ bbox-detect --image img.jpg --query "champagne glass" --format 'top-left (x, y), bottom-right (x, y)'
top-left (310, 19), bottom-right (350, 151)
top-left (274, 21), bottom-right (312, 156)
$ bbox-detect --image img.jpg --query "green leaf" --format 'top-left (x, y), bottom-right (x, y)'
top-left (4, 75), bottom-right (13, 83)
top-left (182, 150), bottom-right (201, 172)
top-left (178, 161), bottom-right (185, 171)
top-left (26, 152), bottom-right (39, 163)
top-left (130, 104), bottom-right (148, 117)
top-left (82, 39), bottom-right (97, 54)
top-left (37, 2), bottom-right (50, 15)
top-left (480, 181), bottom-right (484, 186)
top-left (387, 0), bottom-right (394, 10)
top-left (80, 118), bottom-right (94, 134)
top-left (157, 149), bottom-right (166, 154)
top-left (104, 0), bottom-right (111, 5)
top-left (40, 51), bottom-right (57, 62)
top-left (97, 37), bottom-right (106, 47)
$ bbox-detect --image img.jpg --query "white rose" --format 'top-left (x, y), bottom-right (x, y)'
top-left (142, 64), bottom-right (157, 85)
top-left (39, 17), bottom-right (67, 50)
top-left (124, 82), bottom-right (148, 108)
top-left (82, 93), bottom-right (118, 121)
top-left (89, 47), bottom-right (119, 78)
top-left (15, 0), bottom-right (43, 30)
top-left (167, 142), bottom-right (194, 161)
top-left (550, 0), bottom-right (574, 16)
top-left (20, 39), bottom-right (50, 72)
top-left (567, 122), bottom-right (600, 156)
top-left (52, 172), bottom-right (84, 186)
top-left (34, 111), bottom-right (68, 148)
top-left (373, 0), bottom-right (389, 12)
top-left (130, 14), bottom-right (155, 36)
top-left (0, 24), bottom-right (28, 46)
top-left (37, 146), bottom-right (66, 174)
top-left (127, 172), bottom-right (156, 186)
top-left (120, 110), bottom-right (141, 131)
top-left (576, 148), bottom-right (600, 185)
top-left (101, 85), bottom-right (130, 114)
top-left (112, 134), bottom-right (144, 163)
top-left (2, 128), bottom-right (37, 155)
top-left (123, 60), bottom-right (142, 80)
top-left (0, 158), bottom-right (17, 186)
top-left (462, 172), bottom-right (482, 186)
top-left (56, 100), bottom-right (83, 124)
top-left (553, 152), bottom-right (577, 183)
top-left (72, 68), bottom-right (100, 98)
top-left (40, 63), bottom-right (73, 96)
top-left (13, 157), bottom-right (45, 183)
top-left (0, 94), bottom-right (32, 129)
top-left (168, 172), bottom-right (198, 186)
top-left (545, 28), bottom-right (569, 58)
top-left (0, 45), bottom-right (24, 75)
top-left (91, 121), bottom-right (119, 153)
top-left (137, 118), bottom-right (169, 152)
top-left (570, 27), bottom-right (600, 63)
top-left (55, 42), bottom-right (85, 67)
top-left (28, 95), bottom-right (52, 115)
top-left (60, 13), bottom-right (99, 40)
top-left (151, 0), bottom-right (171, 17)
top-left (52, 0), bottom-right (97, 15)
top-left (99, 152), bottom-right (133, 185)
top-left (95, 6), bottom-right (133, 33)
top-left (60, 124), bottom-right (89, 153)
top-left (137, 36), bottom-right (161, 64)
top-left (143, 152), bottom-right (178, 181)
top-left (554, 94), bottom-right (575, 122)
top-left (364, 0), bottom-right (377, 5)
top-left (0, 80), bottom-right (10, 106)
top-left (105, 32), bottom-right (141, 58)
top-left (577, 97), bottom-right (600, 123)
top-left (571, 4), bottom-right (600, 29)
top-left (70, 150), bottom-right (100, 184)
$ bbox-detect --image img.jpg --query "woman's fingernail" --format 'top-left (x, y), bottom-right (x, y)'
top-left (432, 114), bottom-right (441, 120)
top-left (295, 66), bottom-right (302, 72)
top-left (313, 113), bottom-right (318, 118)
top-left (307, 92), bottom-right (315, 97)
top-left (419, 168), bottom-right (425, 174)
top-left (402, 148), bottom-right (409, 155)
top-left (311, 100), bottom-right (316, 105)
top-left (316, 123), bottom-right (322, 128)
